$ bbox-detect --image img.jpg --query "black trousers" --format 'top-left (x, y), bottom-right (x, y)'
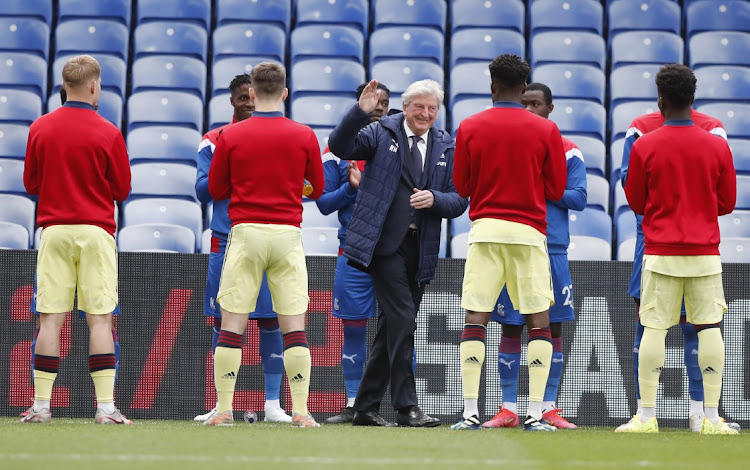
top-left (354, 229), bottom-right (425, 412)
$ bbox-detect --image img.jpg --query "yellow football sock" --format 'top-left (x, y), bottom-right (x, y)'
top-left (460, 340), bottom-right (485, 400)
top-left (638, 327), bottom-right (667, 408)
top-left (34, 370), bottom-right (57, 402)
top-left (697, 328), bottom-right (724, 409)
top-left (284, 346), bottom-right (311, 416)
top-left (214, 346), bottom-right (242, 413)
top-left (90, 369), bottom-right (116, 403)
top-left (527, 339), bottom-right (552, 403)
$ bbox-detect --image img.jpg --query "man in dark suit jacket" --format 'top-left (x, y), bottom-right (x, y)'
top-left (328, 79), bottom-right (468, 427)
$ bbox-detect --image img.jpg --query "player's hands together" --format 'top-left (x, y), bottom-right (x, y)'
top-left (358, 79), bottom-right (382, 114)
top-left (410, 188), bottom-right (434, 209)
top-left (347, 161), bottom-right (362, 189)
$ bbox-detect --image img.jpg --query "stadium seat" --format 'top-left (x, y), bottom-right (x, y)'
top-left (616, 210), bottom-right (637, 246)
top-left (0, 124), bottom-right (28, 160)
top-left (719, 237), bottom-right (750, 263)
top-left (47, 90), bottom-right (123, 129)
top-left (213, 23), bottom-right (285, 64)
top-left (0, 0), bottom-right (51, 25)
top-left (450, 209), bottom-right (472, 237)
top-left (0, 53), bottom-right (46, 103)
top-left (610, 138), bottom-right (625, 184)
top-left (208, 95), bottom-right (233, 130)
top-left (0, 194), bottom-right (35, 245)
top-left (301, 200), bottom-right (339, 228)
top-left (611, 101), bottom-right (658, 141)
top-left (136, 0), bottom-right (211, 30)
top-left (0, 221), bottom-right (29, 249)
top-left (569, 208), bottom-right (612, 243)
top-left (568, 236), bottom-right (611, 261)
top-left (132, 56), bottom-right (207, 100)
top-left (127, 91), bottom-right (204, 132)
top-left (569, 135), bottom-right (606, 177)
top-left (609, 64), bottom-right (660, 114)
top-left (449, 232), bottom-right (469, 259)
top-left (53, 54), bottom-right (127, 100)
top-left (134, 22), bottom-right (208, 62)
top-left (451, 98), bottom-right (493, 134)
top-left (451, 0), bottom-right (525, 34)
top-left (450, 29), bottom-right (525, 68)
top-left (56, 19), bottom-right (129, 62)
top-left (301, 227), bottom-right (339, 256)
top-left (296, 0), bottom-right (368, 38)
top-left (686, 0), bottom-right (750, 39)
top-left (610, 31), bottom-right (684, 70)
top-left (290, 60), bottom-right (365, 99)
top-left (586, 174), bottom-right (609, 212)
top-left (0, 158), bottom-right (25, 195)
top-left (549, 99), bottom-right (606, 141)
top-left (312, 128), bottom-right (331, 153)
top-left (201, 228), bottom-right (211, 254)
top-left (291, 96), bottom-right (352, 129)
top-left (129, 163), bottom-right (198, 202)
top-left (58, 0), bottom-right (131, 27)
top-left (613, 180), bottom-right (630, 219)
top-left (730, 139), bottom-right (750, 174)
top-left (122, 198), bottom-right (203, 252)
top-left (530, 32), bottom-right (606, 70)
top-left (439, 218), bottom-right (448, 258)
top-left (608, 0), bottom-right (681, 39)
top-left (290, 25), bottom-right (364, 65)
top-left (720, 210), bottom-right (750, 238)
top-left (118, 223), bottom-right (196, 254)
top-left (449, 64), bottom-right (491, 108)
top-left (693, 66), bottom-right (750, 107)
top-left (0, 18), bottom-right (49, 59)
top-left (532, 64), bottom-right (606, 104)
top-left (0, 89), bottom-right (42, 126)
top-left (211, 58), bottom-right (259, 97)
top-left (369, 27), bottom-right (445, 69)
top-left (617, 237), bottom-right (636, 262)
top-left (373, 0), bottom-right (446, 33)
top-left (530, 0), bottom-right (603, 36)
top-left (735, 175), bottom-right (750, 210)
top-left (696, 103), bottom-right (750, 139)
top-left (689, 32), bottom-right (750, 68)
top-left (216, 0), bottom-right (290, 32)
top-left (371, 60), bottom-right (445, 96)
top-left (127, 127), bottom-right (202, 166)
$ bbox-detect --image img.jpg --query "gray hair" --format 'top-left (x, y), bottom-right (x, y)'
top-left (401, 79), bottom-right (444, 109)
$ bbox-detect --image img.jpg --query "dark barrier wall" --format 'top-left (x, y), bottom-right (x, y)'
top-left (1, 250), bottom-right (749, 428)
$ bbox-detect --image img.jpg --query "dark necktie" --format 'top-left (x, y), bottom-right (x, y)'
top-left (410, 135), bottom-right (423, 185)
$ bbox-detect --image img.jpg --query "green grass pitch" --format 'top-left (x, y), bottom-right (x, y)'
top-left (0, 417), bottom-right (747, 469)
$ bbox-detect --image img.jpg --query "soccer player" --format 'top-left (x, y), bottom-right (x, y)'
top-left (21, 55), bottom-right (131, 424)
top-left (194, 73), bottom-right (292, 423)
top-left (206, 62), bottom-right (324, 427)
top-left (619, 63), bottom-right (737, 434)
top-left (483, 82), bottom-right (586, 430)
top-left (451, 54), bottom-right (567, 431)
top-left (316, 82), bottom-right (390, 424)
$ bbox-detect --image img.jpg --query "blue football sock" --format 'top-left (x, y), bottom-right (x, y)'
top-left (544, 337), bottom-right (564, 403)
top-left (498, 336), bottom-right (522, 406)
top-left (681, 320), bottom-right (704, 402)
top-left (634, 318), bottom-right (644, 400)
top-left (342, 320), bottom-right (367, 400)
top-left (258, 318), bottom-right (284, 401)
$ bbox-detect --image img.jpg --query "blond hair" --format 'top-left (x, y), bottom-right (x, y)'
top-left (250, 62), bottom-right (286, 99)
top-left (62, 55), bottom-right (101, 90)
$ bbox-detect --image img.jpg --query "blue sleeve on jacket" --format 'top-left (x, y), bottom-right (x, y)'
top-left (316, 156), bottom-right (357, 215)
top-left (195, 138), bottom-right (214, 204)
top-left (328, 104), bottom-right (378, 161)
top-left (620, 131), bottom-right (639, 187)
top-left (551, 155), bottom-right (587, 211)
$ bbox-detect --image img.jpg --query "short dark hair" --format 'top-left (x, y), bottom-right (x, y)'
top-left (228, 73), bottom-right (251, 93)
top-left (489, 54), bottom-right (530, 89)
top-left (356, 82), bottom-right (391, 100)
top-left (250, 62), bottom-right (286, 98)
top-left (60, 87), bottom-right (67, 105)
top-left (655, 64), bottom-right (696, 108)
top-left (526, 82), bottom-right (552, 105)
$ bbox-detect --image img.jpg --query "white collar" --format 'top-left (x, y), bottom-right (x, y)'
top-left (403, 120), bottom-right (430, 143)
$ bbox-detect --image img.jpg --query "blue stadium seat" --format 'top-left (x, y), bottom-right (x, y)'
top-left (694, 66), bottom-right (750, 107)
top-left (122, 198), bottom-right (203, 252)
top-left (617, 236), bottom-right (636, 262)
top-left (530, 0), bottom-right (603, 36)
top-left (291, 96), bottom-right (353, 128)
top-left (213, 23), bottom-right (285, 64)
top-left (616, 210), bottom-right (637, 245)
top-left (118, 223), bottom-right (196, 254)
top-left (302, 200), bottom-right (339, 228)
top-left (371, 60), bottom-right (445, 97)
top-left (312, 128), bottom-right (331, 153)
top-left (569, 208), bottom-right (612, 242)
top-left (586, 174), bottom-right (609, 212)
top-left (216, 0), bottom-right (291, 32)
top-left (532, 64), bottom-right (605, 105)
top-left (369, 27), bottom-right (445, 69)
top-left (208, 95), bottom-right (233, 130)
top-left (135, 22), bottom-right (208, 62)
top-left (689, 32), bottom-right (750, 68)
top-left (450, 209), bottom-right (471, 237)
top-left (608, 0), bottom-right (681, 39)
top-left (735, 175), bottom-right (750, 210)
top-left (296, 0), bottom-right (368, 38)
top-left (0, 53), bottom-right (46, 103)
top-left (47, 90), bottom-right (123, 129)
top-left (56, 20), bottom-right (129, 62)
top-left (211, 58), bottom-right (258, 97)
top-left (611, 101), bottom-right (658, 141)
top-left (291, 59), bottom-right (365, 99)
top-left (696, 103), bottom-right (750, 139)
top-left (451, 98), bottom-right (493, 134)
top-left (530, 32), bottom-right (606, 69)
top-left (0, 89), bottom-right (42, 126)
top-left (132, 56), bottom-right (207, 101)
top-left (613, 180), bottom-right (630, 219)
top-left (129, 163), bottom-right (198, 202)
top-left (549, 99), bottom-right (606, 141)
top-left (301, 227), bottom-right (339, 256)
top-left (450, 29), bottom-right (525, 68)
top-left (720, 210), bottom-right (750, 238)
top-left (0, 0), bottom-right (51, 25)
top-left (0, 124), bottom-right (28, 160)
top-left (201, 228), bottom-right (211, 254)
top-left (609, 64), bottom-right (660, 113)
top-left (136, 0), bottom-right (211, 30)
top-left (0, 221), bottom-right (28, 249)
top-left (58, 0), bottom-right (131, 27)
top-left (127, 91), bottom-right (203, 132)
top-left (451, 0), bottom-right (525, 34)
top-left (0, 194), bottom-right (35, 245)
top-left (730, 139), bottom-right (750, 174)
top-left (127, 127), bottom-right (201, 166)
top-left (450, 232), bottom-right (469, 259)
top-left (569, 135), bottom-right (606, 177)
top-left (687, 0), bottom-right (750, 39)
top-left (53, 54), bottom-right (127, 100)
top-left (720, 237), bottom-right (750, 263)
top-left (0, 18), bottom-right (49, 59)
top-left (290, 25), bottom-right (364, 64)
top-left (450, 63), bottom-right (491, 109)
top-left (568, 235), bottom-right (611, 261)
top-left (611, 31), bottom-right (684, 70)
top-left (0, 158), bottom-right (24, 195)
top-left (610, 138), bottom-right (625, 184)
top-left (373, 0), bottom-right (446, 33)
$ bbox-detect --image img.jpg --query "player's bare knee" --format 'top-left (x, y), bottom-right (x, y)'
top-left (501, 324), bottom-right (524, 338)
top-left (220, 309), bottom-right (250, 334)
top-left (524, 310), bottom-right (550, 330)
top-left (278, 313), bottom-right (306, 335)
top-left (464, 310), bottom-right (490, 326)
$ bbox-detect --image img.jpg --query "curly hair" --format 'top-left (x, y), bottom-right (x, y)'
top-left (526, 82), bottom-right (553, 105)
top-left (228, 73), bottom-right (252, 93)
top-left (489, 54), bottom-right (530, 89)
top-left (655, 64), bottom-right (696, 108)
